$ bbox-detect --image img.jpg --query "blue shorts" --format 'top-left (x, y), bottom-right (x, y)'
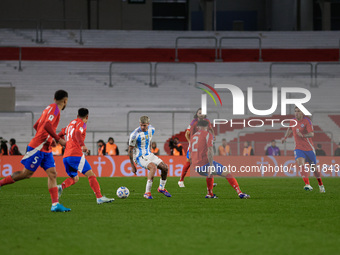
top-left (294, 149), bottom-right (316, 165)
top-left (186, 148), bottom-right (190, 159)
top-left (21, 146), bottom-right (55, 171)
top-left (63, 156), bottom-right (91, 178)
top-left (195, 161), bottom-right (224, 176)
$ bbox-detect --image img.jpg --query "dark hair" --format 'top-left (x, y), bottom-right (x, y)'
top-left (197, 120), bottom-right (209, 127)
top-left (194, 108), bottom-right (207, 119)
top-left (10, 138), bottom-right (16, 144)
top-left (108, 137), bottom-right (114, 142)
top-left (54, 90), bottom-right (68, 101)
top-left (317, 144), bottom-right (322, 148)
top-left (97, 139), bottom-right (105, 144)
top-left (78, 108), bottom-right (89, 118)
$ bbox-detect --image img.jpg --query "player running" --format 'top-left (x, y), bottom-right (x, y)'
top-left (178, 108), bottom-right (215, 188)
top-left (57, 108), bottom-right (114, 204)
top-left (0, 90), bottom-right (70, 212)
top-left (128, 116), bottom-right (171, 199)
top-left (282, 106), bottom-right (325, 192)
top-left (191, 120), bottom-right (250, 199)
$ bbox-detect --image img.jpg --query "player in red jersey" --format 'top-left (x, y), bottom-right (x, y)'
top-left (190, 120), bottom-right (250, 199)
top-left (0, 90), bottom-right (70, 212)
top-left (178, 108), bottom-right (215, 188)
top-left (282, 106), bottom-right (325, 192)
top-left (57, 108), bottom-right (114, 204)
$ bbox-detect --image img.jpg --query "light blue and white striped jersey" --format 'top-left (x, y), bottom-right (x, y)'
top-left (129, 125), bottom-right (155, 158)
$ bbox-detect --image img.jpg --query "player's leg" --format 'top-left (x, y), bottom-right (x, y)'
top-left (42, 152), bottom-right (70, 212)
top-left (307, 151), bottom-right (325, 193)
top-left (58, 157), bottom-right (79, 198)
top-left (215, 162), bottom-right (250, 199)
top-left (84, 170), bottom-right (114, 204)
top-left (157, 161), bottom-right (171, 197)
top-left (295, 150), bottom-right (312, 190)
top-left (178, 150), bottom-right (191, 187)
top-left (0, 168), bottom-right (34, 187)
top-left (144, 162), bottom-right (157, 199)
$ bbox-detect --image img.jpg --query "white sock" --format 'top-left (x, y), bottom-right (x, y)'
top-left (146, 180), bottom-right (153, 193)
top-left (159, 179), bottom-right (167, 190)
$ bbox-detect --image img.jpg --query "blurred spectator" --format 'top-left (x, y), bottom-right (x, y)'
top-left (52, 142), bottom-right (64, 156)
top-left (0, 137), bottom-right (8, 155)
top-left (243, 141), bottom-right (254, 156)
top-left (97, 139), bottom-right (106, 156)
top-left (218, 138), bottom-right (231, 156)
top-left (265, 140), bottom-right (281, 156)
top-left (315, 144), bottom-right (326, 156)
top-left (106, 137), bottom-right (119, 156)
top-left (334, 143), bottom-right (340, 156)
top-left (151, 142), bottom-right (160, 155)
top-left (169, 137), bottom-right (184, 156)
top-left (9, 138), bottom-right (21, 155)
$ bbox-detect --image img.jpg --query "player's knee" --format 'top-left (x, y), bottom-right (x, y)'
top-left (161, 164), bottom-right (168, 174)
top-left (74, 176), bottom-right (79, 183)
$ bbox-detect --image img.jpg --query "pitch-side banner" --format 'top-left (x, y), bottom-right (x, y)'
top-left (0, 156), bottom-right (339, 178)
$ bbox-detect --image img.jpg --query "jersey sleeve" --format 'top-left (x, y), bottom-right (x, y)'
top-left (207, 119), bottom-right (212, 129)
top-left (305, 118), bottom-right (314, 133)
top-left (129, 131), bottom-right (138, 147)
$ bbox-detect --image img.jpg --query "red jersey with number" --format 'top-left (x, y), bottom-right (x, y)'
top-left (290, 117), bottom-right (315, 151)
top-left (63, 118), bottom-right (87, 158)
top-left (190, 129), bottom-right (213, 167)
top-left (187, 118), bottom-right (212, 138)
top-left (28, 103), bottom-right (60, 153)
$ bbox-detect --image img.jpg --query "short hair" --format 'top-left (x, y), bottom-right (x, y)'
top-left (197, 120), bottom-right (209, 127)
top-left (78, 108), bottom-right (89, 118)
top-left (97, 139), bottom-right (104, 144)
top-left (108, 137), bottom-right (114, 142)
top-left (139, 116), bottom-right (150, 124)
top-left (54, 90), bottom-right (68, 101)
top-left (10, 138), bottom-right (16, 144)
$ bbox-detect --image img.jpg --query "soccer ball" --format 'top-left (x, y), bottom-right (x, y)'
top-left (116, 186), bottom-right (130, 199)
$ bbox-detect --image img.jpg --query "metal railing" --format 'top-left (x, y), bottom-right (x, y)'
top-left (38, 19), bottom-right (83, 45)
top-left (237, 130), bottom-right (334, 156)
top-left (175, 36), bottom-right (218, 62)
top-left (0, 46), bottom-right (22, 71)
top-left (269, 62), bottom-right (314, 87)
top-left (314, 62), bottom-right (340, 86)
top-left (153, 62), bottom-right (197, 87)
top-left (109, 62), bottom-right (152, 87)
top-left (127, 110), bottom-right (220, 135)
top-left (0, 111), bottom-right (34, 135)
top-left (219, 36), bottom-right (262, 61)
top-left (0, 19), bottom-right (40, 42)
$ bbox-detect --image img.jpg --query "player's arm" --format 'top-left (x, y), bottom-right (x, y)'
top-left (44, 121), bottom-right (66, 146)
top-left (128, 146), bottom-right (137, 175)
top-left (297, 131), bottom-right (314, 138)
top-left (185, 129), bottom-right (190, 143)
top-left (74, 129), bottom-right (88, 154)
top-left (282, 128), bottom-right (292, 144)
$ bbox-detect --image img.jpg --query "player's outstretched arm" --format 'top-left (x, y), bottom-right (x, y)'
top-left (128, 146), bottom-right (137, 175)
top-left (185, 129), bottom-right (190, 143)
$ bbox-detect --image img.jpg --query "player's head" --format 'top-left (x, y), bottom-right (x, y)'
top-left (78, 108), bottom-right (89, 123)
top-left (108, 137), bottom-right (114, 144)
top-left (197, 120), bottom-right (209, 130)
top-left (194, 108), bottom-right (206, 120)
top-left (54, 90), bottom-right (68, 110)
top-left (294, 106), bottom-right (304, 120)
top-left (139, 116), bottom-right (150, 132)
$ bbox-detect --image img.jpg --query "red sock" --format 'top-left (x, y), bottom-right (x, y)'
top-left (0, 176), bottom-right (15, 186)
top-left (88, 176), bottom-right (102, 198)
top-left (62, 178), bottom-right (76, 189)
top-left (180, 161), bottom-right (191, 181)
top-left (316, 178), bottom-right (323, 186)
top-left (206, 177), bottom-right (214, 195)
top-left (313, 169), bottom-right (323, 186)
top-left (301, 166), bottom-right (310, 185)
top-left (49, 187), bottom-right (59, 204)
top-left (226, 173), bottom-right (242, 195)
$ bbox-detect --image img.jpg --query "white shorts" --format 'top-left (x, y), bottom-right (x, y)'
top-left (135, 153), bottom-right (163, 169)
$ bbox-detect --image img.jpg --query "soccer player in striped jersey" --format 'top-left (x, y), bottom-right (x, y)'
top-left (0, 90), bottom-right (70, 212)
top-left (128, 116), bottom-right (171, 199)
top-left (282, 106), bottom-right (325, 192)
top-left (57, 108), bottom-right (114, 204)
top-left (178, 108), bottom-right (215, 188)
top-left (191, 120), bottom-right (249, 199)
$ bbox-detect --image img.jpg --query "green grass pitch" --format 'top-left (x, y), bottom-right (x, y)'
top-left (1, 177), bottom-right (340, 255)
